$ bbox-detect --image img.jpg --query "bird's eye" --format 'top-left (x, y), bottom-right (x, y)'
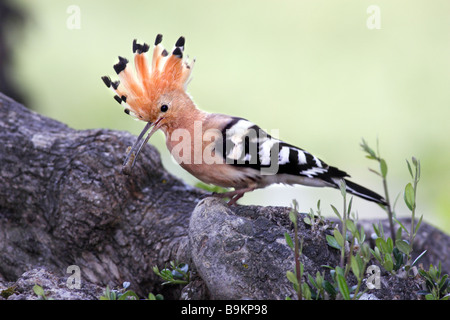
top-left (160, 104), bottom-right (169, 112)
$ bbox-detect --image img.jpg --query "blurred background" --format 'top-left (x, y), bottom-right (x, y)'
top-left (2, 0), bottom-right (449, 232)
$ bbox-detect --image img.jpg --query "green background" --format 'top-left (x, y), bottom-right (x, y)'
top-left (9, 0), bottom-right (450, 232)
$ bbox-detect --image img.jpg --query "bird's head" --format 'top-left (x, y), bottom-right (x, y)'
top-left (101, 34), bottom-right (196, 173)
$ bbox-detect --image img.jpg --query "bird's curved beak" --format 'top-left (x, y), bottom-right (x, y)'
top-left (122, 117), bottom-right (165, 175)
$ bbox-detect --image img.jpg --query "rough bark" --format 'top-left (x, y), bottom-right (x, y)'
top-left (0, 92), bottom-right (449, 300)
top-left (0, 92), bottom-right (202, 299)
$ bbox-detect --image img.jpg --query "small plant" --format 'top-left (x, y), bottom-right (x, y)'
top-left (303, 200), bottom-right (326, 232)
top-left (286, 199), bottom-right (360, 300)
top-left (305, 270), bottom-right (330, 300)
top-left (99, 282), bottom-right (140, 300)
top-left (394, 157), bottom-right (424, 273)
top-left (418, 263), bottom-right (450, 300)
top-left (147, 292), bottom-right (165, 300)
top-left (361, 140), bottom-right (427, 277)
top-left (33, 284), bottom-right (53, 300)
top-left (98, 261), bottom-right (190, 300)
top-left (327, 180), bottom-right (352, 268)
top-left (152, 261), bottom-right (190, 285)
top-left (360, 138), bottom-right (396, 241)
top-left (284, 139), bottom-right (447, 300)
top-left (325, 182), bottom-right (372, 300)
top-left (285, 200), bottom-right (308, 300)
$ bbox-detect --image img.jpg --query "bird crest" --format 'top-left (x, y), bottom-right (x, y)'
top-left (101, 34), bottom-right (195, 122)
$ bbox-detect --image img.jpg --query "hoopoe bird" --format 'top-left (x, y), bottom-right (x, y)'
top-left (101, 34), bottom-right (386, 206)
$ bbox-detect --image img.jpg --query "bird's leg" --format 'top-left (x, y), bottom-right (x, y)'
top-left (209, 186), bottom-right (255, 206)
top-left (226, 192), bottom-right (245, 206)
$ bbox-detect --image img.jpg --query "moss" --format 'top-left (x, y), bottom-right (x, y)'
top-left (1, 285), bottom-right (17, 299)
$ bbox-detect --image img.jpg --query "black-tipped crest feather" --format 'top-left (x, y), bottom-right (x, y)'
top-left (175, 36), bottom-right (185, 48)
top-left (155, 34), bottom-right (163, 45)
top-left (101, 76), bottom-right (111, 88)
top-left (133, 39), bottom-right (149, 54)
top-left (172, 47), bottom-right (183, 58)
top-left (113, 56), bottom-right (129, 74)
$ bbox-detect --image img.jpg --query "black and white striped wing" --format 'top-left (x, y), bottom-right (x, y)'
top-left (220, 117), bottom-right (349, 182)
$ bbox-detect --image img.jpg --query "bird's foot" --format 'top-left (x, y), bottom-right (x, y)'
top-left (205, 187), bottom-right (255, 206)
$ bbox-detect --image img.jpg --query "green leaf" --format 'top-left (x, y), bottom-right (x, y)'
top-left (404, 183), bottom-right (415, 211)
top-left (195, 182), bottom-right (229, 193)
top-left (152, 265), bottom-right (160, 275)
top-left (380, 158), bottom-right (388, 178)
top-left (374, 222), bottom-right (385, 238)
top-left (415, 215), bottom-right (423, 235)
top-left (396, 226), bottom-right (403, 242)
top-left (336, 274), bottom-right (350, 300)
top-left (359, 226), bottom-right (366, 244)
top-left (396, 239), bottom-right (411, 255)
top-left (406, 159), bottom-right (413, 179)
top-left (303, 216), bottom-right (311, 225)
top-left (384, 253), bottom-right (394, 272)
top-left (118, 290), bottom-right (139, 300)
top-left (302, 283), bottom-right (312, 300)
top-left (333, 229), bottom-right (345, 248)
top-left (429, 265), bottom-right (437, 280)
top-left (393, 218), bottom-right (409, 236)
top-left (339, 180), bottom-right (347, 198)
top-left (315, 271), bottom-right (324, 288)
top-left (286, 271), bottom-right (299, 286)
top-left (392, 247), bottom-right (405, 270)
top-left (360, 139), bottom-right (377, 158)
top-left (335, 266), bottom-right (345, 278)
top-left (326, 235), bottom-right (341, 250)
top-left (307, 274), bottom-right (317, 289)
top-left (289, 210), bottom-right (297, 226)
top-left (323, 280), bottom-right (337, 297)
top-left (33, 284), bottom-right (45, 297)
top-left (438, 274), bottom-right (448, 290)
top-left (375, 237), bottom-right (388, 254)
top-left (350, 256), bottom-right (361, 280)
top-left (370, 247), bottom-right (382, 262)
top-left (284, 232), bottom-right (294, 250)
top-left (415, 158), bottom-right (421, 181)
top-left (386, 237), bottom-right (394, 254)
top-left (330, 205), bottom-right (341, 221)
top-left (347, 197), bottom-right (353, 216)
top-left (160, 268), bottom-right (173, 280)
top-left (346, 220), bottom-right (357, 235)
top-left (361, 243), bottom-right (371, 262)
top-left (372, 223), bottom-right (380, 237)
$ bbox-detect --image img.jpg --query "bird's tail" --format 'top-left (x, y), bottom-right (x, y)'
top-left (333, 178), bottom-right (386, 205)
